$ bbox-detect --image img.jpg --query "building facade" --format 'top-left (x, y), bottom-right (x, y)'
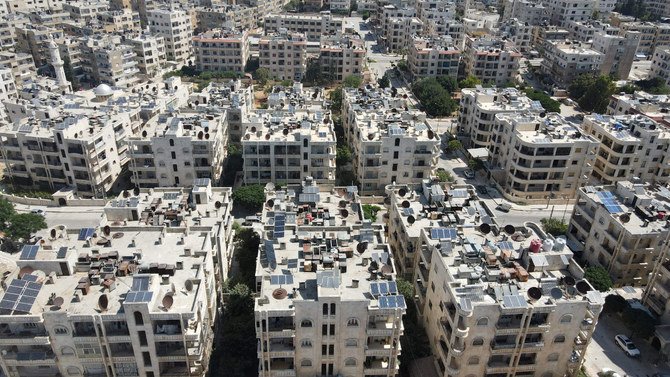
top-left (259, 31), bottom-right (307, 81)
top-left (193, 29), bottom-right (249, 75)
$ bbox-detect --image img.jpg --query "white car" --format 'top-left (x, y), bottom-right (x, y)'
top-left (30, 208), bottom-right (46, 216)
top-left (463, 169), bottom-right (475, 179)
top-left (614, 334), bottom-right (640, 358)
top-left (599, 368), bottom-right (622, 377)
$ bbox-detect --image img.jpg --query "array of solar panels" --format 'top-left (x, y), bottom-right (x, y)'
top-left (78, 228), bottom-right (96, 240)
top-left (265, 240), bottom-right (277, 269)
top-left (298, 193), bottom-right (320, 203)
top-left (388, 126), bottom-right (405, 136)
top-left (430, 227), bottom-right (458, 240)
top-left (163, 192), bottom-right (180, 200)
top-left (317, 270), bottom-right (340, 288)
top-left (57, 247), bottom-right (68, 259)
top-left (126, 275), bottom-right (153, 303)
top-left (126, 291), bottom-right (153, 303)
top-left (502, 294), bottom-right (527, 309)
top-left (370, 281), bottom-right (398, 297)
top-left (371, 252), bottom-right (390, 265)
top-left (497, 241), bottom-right (514, 251)
top-left (131, 276), bottom-right (150, 291)
top-left (450, 189), bottom-right (469, 199)
top-left (0, 277), bottom-right (42, 313)
top-left (19, 245), bottom-right (39, 260)
top-left (402, 208), bottom-right (414, 216)
top-left (597, 191), bottom-right (624, 214)
top-left (379, 295), bottom-right (406, 309)
top-left (274, 213), bottom-right (286, 239)
top-left (270, 274), bottom-right (294, 285)
top-left (109, 198), bottom-right (140, 208)
top-left (360, 229), bottom-right (375, 242)
top-left (194, 178), bottom-right (211, 187)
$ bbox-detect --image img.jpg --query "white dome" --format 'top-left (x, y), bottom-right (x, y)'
top-left (94, 84), bottom-right (114, 97)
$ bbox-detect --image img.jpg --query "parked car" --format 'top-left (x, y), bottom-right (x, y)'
top-left (463, 169), bottom-right (475, 179)
top-left (495, 203), bottom-right (512, 212)
top-left (476, 185), bottom-right (488, 195)
top-left (30, 208), bottom-right (46, 216)
top-left (614, 334), bottom-right (640, 358)
top-left (599, 368), bottom-right (622, 377)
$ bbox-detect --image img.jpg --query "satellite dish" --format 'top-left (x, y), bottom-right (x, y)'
top-left (398, 188), bottom-right (407, 197)
top-left (550, 287), bottom-right (563, 300)
top-left (103, 225), bottom-right (111, 236)
top-left (142, 130), bottom-right (147, 137)
top-left (98, 294), bottom-right (109, 311)
top-left (215, 201), bottom-right (222, 209)
top-left (479, 223), bottom-right (491, 234)
top-left (528, 287), bottom-right (542, 300)
top-left (427, 130), bottom-right (434, 139)
top-left (407, 215), bottom-right (415, 224)
top-left (540, 112), bottom-right (546, 118)
top-left (265, 182), bottom-right (275, 191)
top-left (123, 190), bottom-right (129, 198)
top-left (282, 128), bottom-right (289, 135)
top-left (467, 207), bottom-right (476, 216)
top-left (401, 200), bottom-right (410, 208)
top-left (341, 209), bottom-right (349, 218)
top-left (620, 213), bottom-right (630, 224)
top-left (576, 280), bottom-right (591, 294)
top-left (52, 296), bottom-right (64, 308)
top-left (185, 280), bottom-right (193, 292)
top-left (357, 242), bottom-right (367, 253)
top-left (567, 286), bottom-right (577, 296)
top-left (504, 224), bottom-right (515, 235)
top-left (50, 228), bottom-right (57, 239)
top-left (162, 295), bottom-right (174, 310)
top-left (266, 199), bottom-right (275, 208)
top-left (564, 276), bottom-right (576, 286)
top-left (133, 187), bottom-right (140, 196)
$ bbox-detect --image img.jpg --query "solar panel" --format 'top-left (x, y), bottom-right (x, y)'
top-left (379, 295), bottom-right (407, 309)
top-left (265, 240), bottom-right (276, 269)
top-left (497, 241), bottom-right (514, 250)
top-left (6, 285), bottom-right (22, 295)
top-left (360, 229), bottom-right (375, 242)
top-left (372, 252), bottom-right (390, 265)
top-left (402, 208), bottom-right (414, 216)
top-left (459, 297), bottom-right (473, 311)
top-left (303, 185), bottom-right (319, 194)
top-left (298, 193), bottom-right (320, 203)
top-left (14, 303), bottom-right (33, 313)
top-left (274, 213), bottom-right (286, 239)
top-left (0, 300), bottom-right (14, 310)
top-left (78, 228), bottom-right (95, 241)
top-left (287, 259), bottom-right (298, 269)
top-left (270, 275), bottom-right (294, 285)
top-left (502, 294), bottom-right (527, 308)
top-left (388, 126), bottom-right (405, 136)
top-left (451, 189), bottom-right (469, 198)
top-left (57, 247), bottom-right (68, 259)
top-left (22, 274), bottom-right (38, 282)
top-left (317, 270), bottom-right (340, 288)
top-left (430, 228), bottom-right (458, 240)
top-left (370, 282), bottom-right (380, 296)
top-left (0, 278), bottom-right (41, 313)
top-left (126, 291), bottom-right (153, 303)
top-left (19, 245), bottom-right (38, 260)
top-left (131, 275), bottom-right (150, 291)
top-left (194, 178), bottom-right (210, 187)
top-left (388, 281), bottom-right (398, 295)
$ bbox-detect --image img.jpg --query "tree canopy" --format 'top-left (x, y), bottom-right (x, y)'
top-left (603, 294), bottom-right (628, 314)
top-left (412, 78), bottom-right (458, 117)
top-left (232, 185), bottom-right (265, 211)
top-left (540, 218), bottom-right (568, 237)
top-left (0, 198), bottom-right (14, 230)
top-left (342, 75), bottom-right (362, 88)
top-left (362, 205), bottom-right (381, 222)
top-left (5, 213), bottom-right (46, 241)
top-left (622, 307), bottom-right (657, 339)
top-left (378, 74), bottom-right (390, 89)
top-left (524, 89), bottom-right (561, 113)
top-left (635, 77), bottom-right (670, 94)
top-left (446, 139), bottom-right (462, 154)
top-left (336, 145), bottom-right (353, 166)
top-left (569, 74), bottom-right (616, 113)
top-left (329, 87), bottom-right (343, 113)
top-left (615, 0), bottom-right (659, 21)
top-left (584, 266), bottom-right (613, 292)
top-left (459, 75), bottom-right (482, 88)
top-left (253, 67), bottom-right (270, 86)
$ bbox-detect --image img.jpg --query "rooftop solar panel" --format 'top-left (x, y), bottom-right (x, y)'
top-left (450, 189), bottom-right (469, 198)
top-left (131, 275), bottom-right (150, 291)
top-left (388, 281), bottom-right (398, 295)
top-left (265, 240), bottom-right (276, 269)
top-left (430, 228), bottom-right (458, 240)
top-left (19, 245), bottom-right (38, 261)
top-left (78, 228), bottom-right (95, 241)
top-left (497, 241), bottom-right (514, 250)
top-left (56, 247), bottom-right (68, 259)
top-left (126, 291), bottom-right (153, 303)
top-left (22, 274), bottom-right (38, 282)
top-left (402, 208), bottom-right (414, 216)
top-left (370, 283), bottom-right (380, 296)
top-left (270, 275), bottom-right (294, 285)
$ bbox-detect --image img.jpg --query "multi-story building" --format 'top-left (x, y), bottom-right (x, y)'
top-left (14, 24), bottom-right (64, 67)
top-left (255, 178), bottom-right (405, 377)
top-left (330, 0), bottom-right (351, 12)
top-left (498, 18), bottom-right (534, 53)
top-left (592, 31), bottom-right (639, 79)
top-left (342, 86), bottom-right (440, 194)
top-left (458, 87), bottom-right (543, 149)
top-left (546, 0), bottom-right (595, 27)
top-left (502, 0), bottom-right (548, 26)
top-left (380, 5), bottom-right (423, 52)
top-left (242, 86), bottom-right (336, 185)
top-left (568, 181), bottom-right (670, 286)
top-left (407, 36), bottom-right (459, 80)
top-left (645, 0), bottom-right (670, 18)
top-left (195, 5), bottom-right (256, 34)
top-left (190, 79), bottom-right (254, 143)
top-left (126, 32), bottom-right (167, 78)
top-left (259, 31), bottom-right (307, 81)
top-left (489, 113), bottom-right (599, 200)
top-left (532, 26), bottom-right (570, 49)
top-left (463, 36), bottom-right (521, 87)
top-left (62, 0), bottom-right (109, 21)
top-left (386, 183), bottom-right (605, 377)
top-left (147, 7), bottom-right (193, 65)
top-left (128, 111), bottom-right (227, 188)
top-left (0, 13), bottom-right (29, 51)
top-left (80, 34), bottom-right (141, 88)
top-left (651, 47), bottom-right (670, 86)
top-left (5, 0), bottom-right (65, 13)
top-left (541, 40), bottom-right (603, 86)
top-left (193, 28), bottom-right (249, 75)
top-left (564, 19), bottom-right (619, 42)
top-left (0, 51), bottom-right (35, 88)
top-left (581, 114), bottom-right (670, 185)
top-left (319, 34), bottom-right (365, 81)
top-left (97, 9), bottom-right (141, 33)
top-left (0, 181), bottom-right (233, 377)
top-left (619, 22), bottom-right (670, 57)
top-left (264, 13), bottom-right (344, 43)
top-left (0, 67), bottom-right (16, 101)
top-left (462, 9), bottom-right (500, 35)
top-left (607, 91), bottom-right (670, 127)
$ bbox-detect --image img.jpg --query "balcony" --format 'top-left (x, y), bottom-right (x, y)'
top-left (366, 342), bottom-right (393, 356)
top-left (367, 321), bottom-right (396, 337)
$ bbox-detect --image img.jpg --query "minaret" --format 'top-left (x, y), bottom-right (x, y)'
top-left (47, 39), bottom-right (71, 93)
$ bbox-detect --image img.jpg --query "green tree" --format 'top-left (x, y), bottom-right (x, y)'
top-left (459, 75), bottom-right (482, 88)
top-left (569, 74), bottom-right (616, 113)
top-left (436, 170), bottom-right (453, 182)
top-left (540, 218), bottom-right (568, 236)
top-left (336, 145), bottom-right (352, 166)
top-left (0, 198), bottom-right (16, 231)
top-left (584, 266), bottom-right (613, 292)
top-left (622, 307), bottom-right (657, 339)
top-left (342, 75), bottom-right (362, 88)
top-left (254, 67), bottom-right (270, 86)
top-left (335, 169), bottom-right (358, 186)
top-left (378, 74), bottom-right (390, 88)
top-left (362, 205), bottom-right (381, 222)
top-left (234, 228), bottom-right (261, 288)
top-left (468, 158), bottom-right (485, 171)
top-left (524, 89), bottom-right (561, 113)
top-left (350, 0), bottom-right (358, 12)
top-left (446, 139), bottom-right (462, 154)
top-left (603, 294), bottom-right (629, 314)
top-left (620, 83), bottom-right (639, 94)
top-left (329, 87), bottom-right (343, 113)
top-left (412, 78), bottom-right (457, 116)
top-left (635, 77), bottom-right (670, 94)
top-left (395, 59), bottom-right (408, 72)
top-left (232, 185), bottom-right (265, 211)
top-left (5, 213), bottom-right (47, 240)
top-left (361, 11), bottom-right (370, 20)
top-left (436, 76), bottom-right (458, 93)
top-left (226, 283), bottom-right (253, 317)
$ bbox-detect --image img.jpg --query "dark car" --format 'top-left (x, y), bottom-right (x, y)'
top-left (476, 185), bottom-right (488, 195)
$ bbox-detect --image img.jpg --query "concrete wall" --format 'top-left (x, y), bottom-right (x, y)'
top-left (0, 192), bottom-right (106, 207)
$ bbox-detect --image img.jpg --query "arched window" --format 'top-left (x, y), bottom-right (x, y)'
top-left (300, 359), bottom-right (312, 367)
top-left (554, 335), bottom-right (565, 343)
top-left (344, 358), bottom-right (357, 366)
top-left (467, 356), bottom-right (479, 365)
top-left (54, 326), bottom-right (69, 335)
top-left (560, 314), bottom-right (573, 323)
top-left (66, 366), bottom-right (82, 375)
top-left (169, 139), bottom-right (174, 147)
top-left (300, 319), bottom-right (312, 328)
top-left (60, 346), bottom-right (75, 356)
top-left (476, 317), bottom-right (488, 326)
top-left (301, 339), bottom-right (312, 348)
top-left (547, 353), bottom-right (559, 362)
top-left (303, 138), bottom-right (308, 148)
top-left (394, 138), bottom-right (400, 146)
top-left (322, 303), bottom-right (328, 315)
top-left (134, 311), bottom-right (144, 326)
top-left (472, 337), bottom-right (484, 346)
top-left (347, 318), bottom-right (359, 327)
top-left (345, 339), bottom-right (358, 347)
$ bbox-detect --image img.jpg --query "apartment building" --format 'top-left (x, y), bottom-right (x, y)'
top-left (463, 36), bottom-right (521, 87)
top-left (264, 13), bottom-right (344, 42)
top-left (190, 79), bottom-right (254, 143)
top-left (0, 51), bottom-right (35, 88)
top-left (462, 9), bottom-right (500, 35)
top-left (62, 0), bottom-right (109, 21)
top-left (0, 67), bottom-right (16, 101)
top-left (259, 31), bottom-right (307, 81)
top-left (0, 13), bottom-right (28, 51)
top-left (502, 0), bottom-right (548, 25)
top-left (619, 22), bottom-right (670, 58)
top-left (489, 113), bottom-right (598, 200)
top-left (379, 5), bottom-right (423, 52)
top-left (193, 29), bottom-right (249, 75)
top-left (80, 34), bottom-right (141, 89)
top-left (643, 240), bottom-right (670, 323)
top-left (319, 34), bottom-right (365, 81)
top-left (645, 0), bottom-right (670, 18)
top-left (386, 183), bottom-right (604, 377)
top-left (342, 86), bottom-right (440, 194)
top-left (128, 111), bottom-right (227, 188)
top-left (97, 9), bottom-right (142, 33)
top-left (242, 93), bottom-right (336, 184)
top-left (592, 31), bottom-right (639, 79)
top-left (407, 36), bottom-right (460, 80)
top-left (498, 18), bottom-right (534, 53)
top-left (541, 40), bottom-right (603, 86)
top-left (126, 32), bottom-right (167, 78)
top-left (5, 0), bottom-right (65, 13)
top-left (651, 48), bottom-right (670, 86)
top-left (607, 91), bottom-right (670, 127)
top-left (564, 20), bottom-right (620, 42)
top-left (546, 0), bottom-right (595, 27)
top-left (0, 181), bottom-right (233, 377)
top-left (568, 181), bottom-right (670, 286)
top-left (255, 178), bottom-right (405, 377)
top-left (458, 87), bottom-right (543, 149)
top-left (532, 26), bottom-right (570, 49)
top-left (14, 24), bottom-right (64, 67)
top-left (147, 8), bottom-right (193, 65)
top-left (195, 5), bottom-right (256, 34)
top-left (581, 114), bottom-right (670, 185)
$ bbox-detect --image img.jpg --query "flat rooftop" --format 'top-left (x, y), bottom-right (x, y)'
top-left (498, 113), bottom-right (599, 144)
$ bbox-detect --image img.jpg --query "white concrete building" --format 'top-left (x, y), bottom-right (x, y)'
top-left (319, 34), bottom-right (365, 81)
top-left (463, 36), bottom-right (521, 87)
top-left (80, 34), bottom-right (141, 89)
top-left (651, 47), bottom-right (670, 86)
top-left (193, 28), bottom-right (249, 75)
top-left (62, 0), bottom-right (109, 21)
top-left (259, 31), bottom-right (307, 81)
top-left (126, 32), bottom-right (167, 78)
top-left (489, 113), bottom-right (599, 200)
top-left (502, 0), bottom-right (548, 26)
top-left (498, 18), bottom-right (534, 53)
top-left (264, 13), bottom-right (344, 42)
top-left (190, 79), bottom-right (254, 143)
top-left (546, 0), bottom-right (595, 27)
top-left (386, 183), bottom-right (604, 377)
top-left (407, 36), bottom-right (459, 80)
top-left (592, 31), bottom-right (639, 79)
top-left (255, 178), bottom-right (405, 377)
top-left (618, 22), bottom-right (670, 58)
top-left (540, 40), bottom-right (603, 86)
top-left (147, 7), bottom-right (193, 65)
top-left (607, 91), bottom-right (670, 127)
top-left (458, 87), bottom-right (543, 149)
top-left (342, 86), bottom-right (440, 194)
top-left (568, 181), bottom-right (670, 286)
top-left (379, 5), bottom-right (423, 52)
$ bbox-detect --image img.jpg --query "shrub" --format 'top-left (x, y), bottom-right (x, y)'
top-left (540, 218), bottom-right (568, 236)
top-left (232, 185), bottom-right (265, 211)
top-left (362, 204), bottom-right (381, 222)
top-left (584, 266), bottom-right (613, 292)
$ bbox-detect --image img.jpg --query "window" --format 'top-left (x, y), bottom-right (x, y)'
top-left (476, 317), bottom-right (488, 326)
top-left (134, 311), bottom-right (144, 326)
top-left (472, 337), bottom-right (484, 346)
top-left (547, 353), bottom-right (559, 362)
top-left (395, 138), bottom-right (400, 146)
top-left (344, 358), bottom-right (357, 366)
top-left (347, 318), bottom-right (359, 327)
top-left (330, 303), bottom-right (336, 315)
top-left (54, 326), bottom-right (68, 335)
top-left (467, 356), bottom-right (479, 365)
top-left (138, 331), bottom-right (147, 346)
top-left (301, 359), bottom-right (312, 367)
top-left (322, 324), bottom-right (327, 335)
top-left (554, 335), bottom-right (566, 343)
top-left (323, 303), bottom-right (328, 315)
top-left (301, 319), bottom-right (312, 328)
top-left (142, 351), bottom-right (151, 367)
top-left (345, 338), bottom-right (358, 347)
top-left (169, 139), bottom-right (174, 147)
top-left (301, 339), bottom-right (312, 348)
